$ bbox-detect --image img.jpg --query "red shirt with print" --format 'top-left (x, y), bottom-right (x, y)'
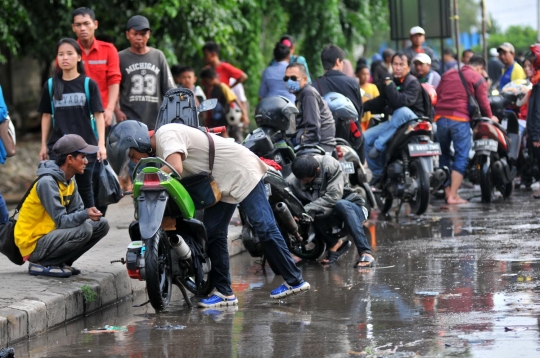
top-left (77, 39), bottom-right (121, 109)
top-left (215, 62), bottom-right (243, 86)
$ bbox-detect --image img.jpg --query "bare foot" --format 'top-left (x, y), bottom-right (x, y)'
top-left (321, 239), bottom-right (342, 264)
top-left (446, 196), bottom-right (468, 205)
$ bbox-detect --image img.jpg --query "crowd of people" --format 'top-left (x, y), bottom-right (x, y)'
top-left (2, 8), bottom-right (540, 310)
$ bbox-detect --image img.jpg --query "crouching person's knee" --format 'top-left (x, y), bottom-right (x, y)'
top-left (90, 218), bottom-right (110, 239)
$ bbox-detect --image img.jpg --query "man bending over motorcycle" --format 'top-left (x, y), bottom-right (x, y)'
top-left (287, 155), bottom-right (375, 267)
top-left (363, 52), bottom-right (427, 184)
top-left (285, 63), bottom-right (337, 153)
top-left (108, 121), bottom-right (311, 308)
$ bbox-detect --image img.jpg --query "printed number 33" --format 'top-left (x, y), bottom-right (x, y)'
top-left (131, 74), bottom-right (156, 95)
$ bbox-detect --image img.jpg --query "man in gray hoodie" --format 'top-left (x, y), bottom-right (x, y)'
top-left (15, 135), bottom-right (109, 278)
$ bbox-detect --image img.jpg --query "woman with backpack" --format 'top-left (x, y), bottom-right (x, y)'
top-left (37, 38), bottom-right (106, 209)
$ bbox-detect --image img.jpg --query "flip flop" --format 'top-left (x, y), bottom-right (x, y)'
top-left (533, 194), bottom-right (540, 199)
top-left (62, 264), bottom-right (81, 275)
top-left (29, 263), bottom-right (72, 278)
top-left (321, 240), bottom-right (351, 265)
top-left (354, 254), bottom-right (376, 268)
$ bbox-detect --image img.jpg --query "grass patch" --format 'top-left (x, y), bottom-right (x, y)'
top-left (81, 285), bottom-right (98, 303)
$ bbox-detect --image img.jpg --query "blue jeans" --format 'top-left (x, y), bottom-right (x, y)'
top-left (436, 117), bottom-right (471, 181)
top-left (0, 191), bottom-right (8, 224)
top-left (364, 107), bottom-right (418, 178)
top-left (334, 200), bottom-right (372, 255)
top-left (203, 180), bottom-right (304, 296)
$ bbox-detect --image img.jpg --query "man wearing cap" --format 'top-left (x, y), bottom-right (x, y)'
top-left (15, 134), bottom-right (110, 278)
top-left (404, 26), bottom-right (440, 73)
top-left (116, 15), bottom-right (175, 130)
top-left (488, 48), bottom-right (504, 85)
top-left (413, 53), bottom-right (441, 89)
top-left (498, 42), bottom-right (526, 89)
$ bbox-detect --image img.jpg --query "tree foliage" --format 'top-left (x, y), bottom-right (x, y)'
top-left (6, 0), bottom-right (389, 104)
top-left (487, 25), bottom-right (538, 54)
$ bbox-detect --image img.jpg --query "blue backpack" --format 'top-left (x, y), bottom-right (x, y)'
top-left (47, 77), bottom-right (98, 138)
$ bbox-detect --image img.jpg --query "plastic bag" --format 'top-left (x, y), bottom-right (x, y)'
top-left (97, 160), bottom-right (123, 206)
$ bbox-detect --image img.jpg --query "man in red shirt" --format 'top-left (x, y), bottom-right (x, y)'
top-left (202, 41), bottom-right (247, 89)
top-left (72, 7), bottom-right (121, 126)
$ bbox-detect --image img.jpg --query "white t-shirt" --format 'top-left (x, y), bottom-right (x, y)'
top-left (229, 78), bottom-right (247, 102)
top-left (155, 123), bottom-right (268, 204)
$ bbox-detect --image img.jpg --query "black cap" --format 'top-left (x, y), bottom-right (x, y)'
top-left (126, 15), bottom-right (151, 31)
top-left (52, 134), bottom-right (99, 156)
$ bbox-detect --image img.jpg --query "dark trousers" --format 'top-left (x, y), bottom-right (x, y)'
top-left (0, 191), bottom-right (8, 224)
top-left (203, 180), bottom-right (304, 296)
top-left (29, 219), bottom-right (109, 266)
top-left (75, 160), bottom-right (96, 209)
top-left (334, 200), bottom-right (372, 255)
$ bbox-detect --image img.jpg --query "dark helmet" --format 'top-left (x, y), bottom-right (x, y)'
top-left (106, 120), bottom-right (151, 174)
top-left (255, 96), bottom-right (298, 132)
top-left (323, 92), bottom-right (358, 120)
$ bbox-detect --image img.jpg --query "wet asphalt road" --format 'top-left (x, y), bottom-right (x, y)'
top-left (12, 188), bottom-right (540, 357)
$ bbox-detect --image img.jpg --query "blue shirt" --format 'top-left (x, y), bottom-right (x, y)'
top-left (0, 86), bottom-right (7, 122)
top-left (259, 61), bottom-right (295, 102)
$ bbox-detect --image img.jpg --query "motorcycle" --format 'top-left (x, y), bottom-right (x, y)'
top-left (373, 118), bottom-right (443, 216)
top-left (113, 97), bottom-right (220, 312)
top-left (467, 116), bottom-right (517, 203)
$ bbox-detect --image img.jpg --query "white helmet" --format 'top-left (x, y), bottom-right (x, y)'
top-left (226, 102), bottom-right (242, 126)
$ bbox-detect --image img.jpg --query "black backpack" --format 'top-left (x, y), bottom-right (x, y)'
top-left (155, 88), bottom-right (200, 131)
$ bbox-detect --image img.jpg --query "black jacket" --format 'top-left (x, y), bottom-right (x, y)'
top-left (527, 84), bottom-right (540, 142)
top-left (313, 70), bottom-right (363, 117)
top-left (363, 73), bottom-right (425, 118)
top-left (295, 84), bottom-right (336, 148)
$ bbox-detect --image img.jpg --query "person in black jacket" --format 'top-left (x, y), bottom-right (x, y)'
top-left (363, 52), bottom-right (425, 182)
top-left (313, 45), bottom-right (363, 117)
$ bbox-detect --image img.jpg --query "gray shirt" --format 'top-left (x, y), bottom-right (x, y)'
top-left (295, 84), bottom-right (336, 148)
top-left (119, 48), bottom-right (175, 129)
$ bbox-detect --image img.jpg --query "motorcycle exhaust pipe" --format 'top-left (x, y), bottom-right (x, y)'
top-left (170, 235), bottom-right (192, 260)
top-left (274, 202), bottom-right (300, 237)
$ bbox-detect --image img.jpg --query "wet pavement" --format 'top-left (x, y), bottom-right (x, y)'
top-left (11, 188), bottom-right (540, 357)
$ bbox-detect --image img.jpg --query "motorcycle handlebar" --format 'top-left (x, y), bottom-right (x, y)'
top-left (208, 126), bottom-right (226, 134)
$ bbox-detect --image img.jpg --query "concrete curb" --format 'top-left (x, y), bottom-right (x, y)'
top-left (0, 267), bottom-right (145, 347)
top-left (0, 225), bottom-right (245, 347)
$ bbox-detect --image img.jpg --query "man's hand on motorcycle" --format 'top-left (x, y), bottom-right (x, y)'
top-left (87, 207), bottom-right (103, 221)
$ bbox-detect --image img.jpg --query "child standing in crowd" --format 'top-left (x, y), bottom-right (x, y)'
top-left (356, 64), bottom-right (379, 132)
top-left (200, 67), bottom-right (245, 138)
top-left (171, 65), bottom-right (207, 106)
top-left (38, 38), bottom-right (106, 210)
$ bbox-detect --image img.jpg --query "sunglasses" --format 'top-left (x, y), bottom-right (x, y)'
top-left (283, 75), bottom-right (301, 82)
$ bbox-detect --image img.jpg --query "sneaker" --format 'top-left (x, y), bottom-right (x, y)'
top-left (197, 291), bottom-right (238, 308)
top-left (270, 281), bottom-right (311, 299)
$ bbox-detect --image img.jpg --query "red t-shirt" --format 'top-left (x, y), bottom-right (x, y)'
top-left (77, 39), bottom-right (121, 109)
top-left (215, 62), bottom-right (243, 86)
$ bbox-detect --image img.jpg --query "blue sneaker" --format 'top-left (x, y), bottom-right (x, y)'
top-left (270, 281), bottom-right (311, 299)
top-left (197, 292), bottom-right (238, 308)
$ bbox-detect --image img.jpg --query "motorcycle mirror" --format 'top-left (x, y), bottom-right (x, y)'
top-left (197, 99), bottom-right (218, 114)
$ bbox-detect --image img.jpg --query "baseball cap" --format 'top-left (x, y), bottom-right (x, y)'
top-left (497, 42), bottom-right (515, 54)
top-left (410, 26), bottom-right (425, 36)
top-left (126, 15), bottom-right (151, 31)
top-left (52, 134), bottom-right (99, 156)
top-left (413, 53), bottom-right (431, 65)
top-left (489, 48), bottom-right (499, 57)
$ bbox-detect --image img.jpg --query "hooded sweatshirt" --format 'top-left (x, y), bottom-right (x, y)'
top-left (15, 161), bottom-right (88, 257)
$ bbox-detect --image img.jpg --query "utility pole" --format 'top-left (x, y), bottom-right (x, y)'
top-left (454, 0), bottom-right (461, 69)
top-left (481, 0), bottom-right (487, 60)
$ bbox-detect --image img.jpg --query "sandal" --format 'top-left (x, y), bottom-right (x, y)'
top-left (533, 194), bottom-right (540, 199)
top-left (62, 264), bottom-right (81, 275)
top-left (29, 263), bottom-right (72, 278)
top-left (321, 240), bottom-right (351, 264)
top-left (354, 254), bottom-right (375, 268)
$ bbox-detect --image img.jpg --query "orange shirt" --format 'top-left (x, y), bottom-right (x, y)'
top-left (77, 39), bottom-right (121, 109)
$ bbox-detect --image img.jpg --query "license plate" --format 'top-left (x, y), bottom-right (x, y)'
top-left (408, 143), bottom-right (441, 157)
top-left (473, 139), bottom-right (498, 152)
top-left (265, 183), bottom-right (272, 197)
top-left (341, 161), bottom-right (355, 174)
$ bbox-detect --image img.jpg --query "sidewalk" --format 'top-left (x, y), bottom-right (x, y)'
top-left (0, 197), bottom-right (244, 347)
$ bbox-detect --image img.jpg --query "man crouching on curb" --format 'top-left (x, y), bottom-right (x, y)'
top-left (15, 134), bottom-right (109, 278)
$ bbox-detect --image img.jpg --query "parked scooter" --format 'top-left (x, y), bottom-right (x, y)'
top-left (372, 118), bottom-right (443, 216)
top-left (323, 92), bottom-right (376, 210)
top-left (109, 91), bottom-right (220, 312)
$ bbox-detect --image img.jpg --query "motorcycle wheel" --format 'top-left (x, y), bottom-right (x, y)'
top-left (177, 234), bottom-right (215, 296)
top-left (375, 190), bottom-right (393, 214)
top-left (409, 159), bottom-right (430, 215)
top-left (478, 156), bottom-right (492, 203)
top-left (281, 225), bottom-right (326, 261)
top-left (145, 228), bottom-right (173, 312)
